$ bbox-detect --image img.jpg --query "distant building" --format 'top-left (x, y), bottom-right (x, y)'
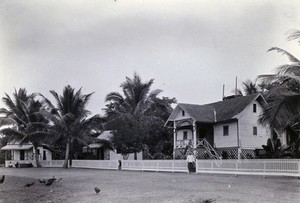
top-left (165, 94), bottom-right (279, 159)
top-left (82, 130), bottom-right (142, 160)
top-left (1, 139), bottom-right (52, 167)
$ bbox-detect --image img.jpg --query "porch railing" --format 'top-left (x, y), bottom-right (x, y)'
top-left (176, 140), bottom-right (193, 149)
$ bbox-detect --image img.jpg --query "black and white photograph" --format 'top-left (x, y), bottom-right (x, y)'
top-left (0, 0), bottom-right (300, 202)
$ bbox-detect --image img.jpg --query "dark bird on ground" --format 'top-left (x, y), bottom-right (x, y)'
top-left (38, 178), bottom-right (46, 184)
top-left (0, 175), bottom-right (5, 184)
top-left (24, 182), bottom-right (35, 188)
top-left (201, 199), bottom-right (216, 203)
top-left (94, 187), bottom-right (101, 194)
top-left (45, 177), bottom-right (56, 186)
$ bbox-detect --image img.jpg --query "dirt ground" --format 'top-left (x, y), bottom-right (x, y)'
top-left (0, 167), bottom-right (299, 203)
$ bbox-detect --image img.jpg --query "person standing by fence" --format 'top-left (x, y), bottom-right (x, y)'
top-left (186, 151), bottom-right (196, 173)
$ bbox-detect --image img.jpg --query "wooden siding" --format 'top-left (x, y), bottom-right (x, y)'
top-left (173, 106), bottom-right (192, 120)
top-left (214, 121), bottom-right (238, 148)
top-left (238, 100), bottom-right (270, 148)
top-left (176, 129), bottom-right (193, 140)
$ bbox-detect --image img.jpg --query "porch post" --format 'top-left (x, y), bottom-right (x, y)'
top-left (193, 120), bottom-right (197, 155)
top-left (173, 121), bottom-right (176, 159)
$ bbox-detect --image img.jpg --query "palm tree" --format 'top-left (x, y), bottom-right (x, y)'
top-left (0, 89), bottom-right (51, 167)
top-left (242, 80), bottom-right (259, 95)
top-left (258, 30), bottom-right (300, 157)
top-left (40, 85), bottom-right (103, 168)
top-left (105, 72), bottom-right (162, 118)
top-left (105, 73), bottom-right (164, 159)
top-left (234, 80), bottom-right (259, 96)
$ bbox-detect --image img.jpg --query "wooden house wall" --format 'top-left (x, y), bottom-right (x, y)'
top-left (238, 100), bottom-right (270, 149)
top-left (214, 121), bottom-right (238, 148)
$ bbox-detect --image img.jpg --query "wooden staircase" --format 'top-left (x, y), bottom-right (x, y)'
top-left (196, 138), bottom-right (221, 160)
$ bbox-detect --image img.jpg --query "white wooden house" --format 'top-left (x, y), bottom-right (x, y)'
top-left (165, 94), bottom-right (277, 159)
top-left (1, 139), bottom-right (52, 167)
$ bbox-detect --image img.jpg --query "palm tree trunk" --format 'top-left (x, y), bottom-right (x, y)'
top-left (69, 141), bottom-right (73, 167)
top-left (63, 141), bottom-right (70, 168)
top-left (34, 145), bottom-right (41, 168)
top-left (134, 152), bottom-right (137, 160)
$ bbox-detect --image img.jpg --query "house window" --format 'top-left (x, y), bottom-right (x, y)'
top-left (43, 150), bottom-right (47, 160)
top-left (183, 131), bottom-right (188, 140)
top-left (253, 126), bottom-right (257, 135)
top-left (253, 104), bottom-right (257, 113)
top-left (182, 110), bottom-right (185, 116)
top-left (20, 150), bottom-right (25, 160)
top-left (223, 126), bottom-right (229, 136)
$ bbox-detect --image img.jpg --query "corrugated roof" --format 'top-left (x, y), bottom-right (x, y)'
top-left (178, 94), bottom-right (260, 123)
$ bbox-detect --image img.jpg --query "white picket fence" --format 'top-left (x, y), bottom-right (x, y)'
top-left (71, 160), bottom-right (119, 170)
top-left (196, 159), bottom-right (300, 177)
top-left (38, 160), bottom-right (119, 170)
top-left (5, 160), bottom-right (35, 167)
top-left (40, 160), bottom-right (64, 167)
top-left (122, 160), bottom-right (188, 173)
top-left (5, 159), bottom-right (300, 177)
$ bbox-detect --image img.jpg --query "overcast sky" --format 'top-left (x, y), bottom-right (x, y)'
top-left (0, 0), bottom-right (299, 115)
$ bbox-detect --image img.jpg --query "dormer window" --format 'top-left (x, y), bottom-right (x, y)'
top-left (182, 110), bottom-right (185, 116)
top-left (253, 104), bottom-right (257, 113)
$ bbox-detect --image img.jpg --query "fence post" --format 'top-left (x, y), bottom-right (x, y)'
top-left (263, 160), bottom-right (266, 178)
top-left (298, 160), bottom-right (300, 179)
top-left (195, 159), bottom-right (198, 174)
top-left (235, 161), bottom-right (238, 177)
top-left (172, 160), bottom-right (174, 173)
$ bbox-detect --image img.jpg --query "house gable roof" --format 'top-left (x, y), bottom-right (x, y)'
top-left (97, 130), bottom-right (113, 141)
top-left (167, 94), bottom-right (264, 125)
top-left (177, 103), bottom-right (215, 123)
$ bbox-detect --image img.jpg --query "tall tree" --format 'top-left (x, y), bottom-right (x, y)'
top-left (258, 30), bottom-right (300, 157)
top-left (104, 73), bottom-right (173, 159)
top-left (0, 89), bottom-right (51, 167)
top-left (40, 85), bottom-right (103, 168)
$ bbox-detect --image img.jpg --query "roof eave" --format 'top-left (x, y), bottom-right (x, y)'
top-left (214, 118), bottom-right (238, 125)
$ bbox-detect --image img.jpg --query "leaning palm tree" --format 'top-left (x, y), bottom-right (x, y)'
top-left (40, 85), bottom-right (103, 168)
top-left (0, 89), bottom-right (51, 167)
top-left (258, 30), bottom-right (300, 156)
